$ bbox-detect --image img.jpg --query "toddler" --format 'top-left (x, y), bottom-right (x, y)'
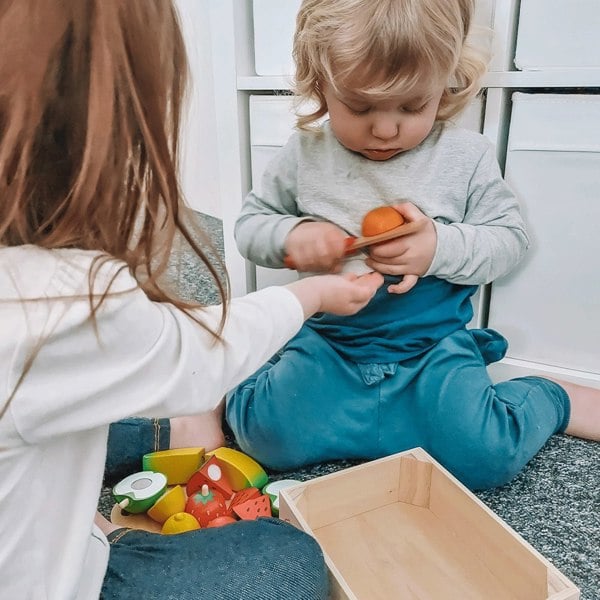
top-left (227, 0), bottom-right (600, 490)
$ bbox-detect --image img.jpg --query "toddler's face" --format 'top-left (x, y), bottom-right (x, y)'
top-left (323, 79), bottom-right (444, 161)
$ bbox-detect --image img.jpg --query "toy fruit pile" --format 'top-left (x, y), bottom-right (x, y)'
top-left (111, 446), bottom-right (299, 534)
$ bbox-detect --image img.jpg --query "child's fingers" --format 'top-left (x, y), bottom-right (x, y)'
top-left (387, 274), bottom-right (418, 295)
top-left (355, 271), bottom-right (384, 291)
top-left (392, 201), bottom-right (426, 222)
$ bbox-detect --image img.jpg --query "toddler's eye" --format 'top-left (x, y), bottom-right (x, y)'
top-left (403, 103), bottom-right (428, 114)
top-left (342, 101), bottom-right (371, 115)
top-left (348, 106), bottom-right (371, 115)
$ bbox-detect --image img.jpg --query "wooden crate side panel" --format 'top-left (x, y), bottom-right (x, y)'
top-left (279, 487), bottom-right (357, 600)
top-left (326, 558), bottom-right (357, 600)
top-left (547, 572), bottom-right (581, 600)
top-left (282, 458), bottom-right (401, 530)
top-left (397, 455), bottom-right (432, 507)
top-left (429, 465), bottom-right (549, 600)
top-left (278, 486), bottom-right (307, 529)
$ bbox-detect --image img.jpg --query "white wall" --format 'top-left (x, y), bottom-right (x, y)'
top-left (175, 0), bottom-right (221, 218)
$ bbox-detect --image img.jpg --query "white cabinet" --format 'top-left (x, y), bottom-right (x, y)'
top-left (515, 0), bottom-right (600, 70)
top-left (488, 93), bottom-right (600, 376)
top-left (208, 0), bottom-right (600, 387)
top-left (252, 0), bottom-right (302, 76)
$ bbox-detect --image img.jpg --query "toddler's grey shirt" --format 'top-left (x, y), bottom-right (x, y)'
top-left (235, 121), bottom-right (529, 285)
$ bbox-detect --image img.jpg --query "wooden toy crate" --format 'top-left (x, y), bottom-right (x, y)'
top-left (279, 448), bottom-right (579, 600)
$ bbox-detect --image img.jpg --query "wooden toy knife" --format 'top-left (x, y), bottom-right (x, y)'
top-left (283, 219), bottom-right (424, 270)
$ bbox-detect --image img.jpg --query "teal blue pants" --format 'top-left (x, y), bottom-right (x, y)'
top-left (227, 326), bottom-right (570, 490)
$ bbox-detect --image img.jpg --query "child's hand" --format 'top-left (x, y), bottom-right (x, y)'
top-left (365, 202), bottom-right (437, 294)
top-left (287, 272), bottom-right (384, 318)
top-left (285, 221), bottom-right (349, 272)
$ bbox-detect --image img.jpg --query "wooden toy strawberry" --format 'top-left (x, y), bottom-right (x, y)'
top-left (185, 484), bottom-right (230, 528)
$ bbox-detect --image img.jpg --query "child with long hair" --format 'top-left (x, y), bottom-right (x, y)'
top-left (228, 0), bottom-right (600, 488)
top-left (0, 1), bottom-right (384, 598)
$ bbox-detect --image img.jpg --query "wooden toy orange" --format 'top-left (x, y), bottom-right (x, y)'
top-left (361, 206), bottom-right (405, 237)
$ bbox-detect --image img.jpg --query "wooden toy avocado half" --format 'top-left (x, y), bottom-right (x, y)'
top-left (112, 471), bottom-right (167, 514)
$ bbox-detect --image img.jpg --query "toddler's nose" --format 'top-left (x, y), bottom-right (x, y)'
top-left (371, 114), bottom-right (399, 140)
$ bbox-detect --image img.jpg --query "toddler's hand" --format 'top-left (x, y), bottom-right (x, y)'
top-left (287, 272), bottom-right (384, 318)
top-left (285, 221), bottom-right (348, 273)
top-left (365, 202), bottom-right (436, 294)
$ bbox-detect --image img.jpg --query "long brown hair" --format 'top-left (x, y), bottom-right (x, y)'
top-left (0, 0), bottom-right (227, 320)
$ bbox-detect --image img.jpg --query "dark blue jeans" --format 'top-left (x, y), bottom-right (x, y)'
top-left (103, 418), bottom-right (329, 600)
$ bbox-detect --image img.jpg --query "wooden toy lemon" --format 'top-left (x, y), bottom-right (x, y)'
top-left (361, 206), bottom-right (405, 237)
top-left (147, 485), bottom-right (186, 524)
top-left (161, 512), bottom-right (201, 535)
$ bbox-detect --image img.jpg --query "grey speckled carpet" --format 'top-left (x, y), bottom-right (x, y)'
top-left (100, 209), bottom-right (600, 600)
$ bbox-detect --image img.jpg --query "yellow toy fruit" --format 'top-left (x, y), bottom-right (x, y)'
top-left (161, 512), bottom-right (201, 535)
top-left (142, 447), bottom-right (205, 485)
top-left (206, 447), bottom-right (268, 491)
top-left (147, 485), bottom-right (186, 524)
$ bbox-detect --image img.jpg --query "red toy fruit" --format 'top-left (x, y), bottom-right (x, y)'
top-left (185, 484), bottom-right (230, 528)
top-left (232, 494), bottom-right (272, 520)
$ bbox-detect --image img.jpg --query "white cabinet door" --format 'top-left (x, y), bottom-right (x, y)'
top-left (488, 93), bottom-right (600, 376)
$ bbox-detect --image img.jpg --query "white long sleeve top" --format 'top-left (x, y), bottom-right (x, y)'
top-left (0, 245), bottom-right (304, 599)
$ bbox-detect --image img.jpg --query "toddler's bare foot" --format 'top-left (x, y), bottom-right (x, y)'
top-left (556, 379), bottom-right (600, 441)
top-left (169, 401), bottom-right (225, 451)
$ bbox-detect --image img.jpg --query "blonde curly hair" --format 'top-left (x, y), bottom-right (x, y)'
top-left (293, 0), bottom-right (489, 129)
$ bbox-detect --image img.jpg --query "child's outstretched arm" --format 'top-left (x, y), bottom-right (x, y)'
top-left (287, 271), bottom-right (384, 318)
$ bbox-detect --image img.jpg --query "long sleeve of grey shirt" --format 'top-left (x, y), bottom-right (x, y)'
top-left (235, 121), bottom-right (529, 285)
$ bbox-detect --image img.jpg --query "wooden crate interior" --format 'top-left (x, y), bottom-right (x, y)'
top-left (281, 449), bottom-right (576, 600)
